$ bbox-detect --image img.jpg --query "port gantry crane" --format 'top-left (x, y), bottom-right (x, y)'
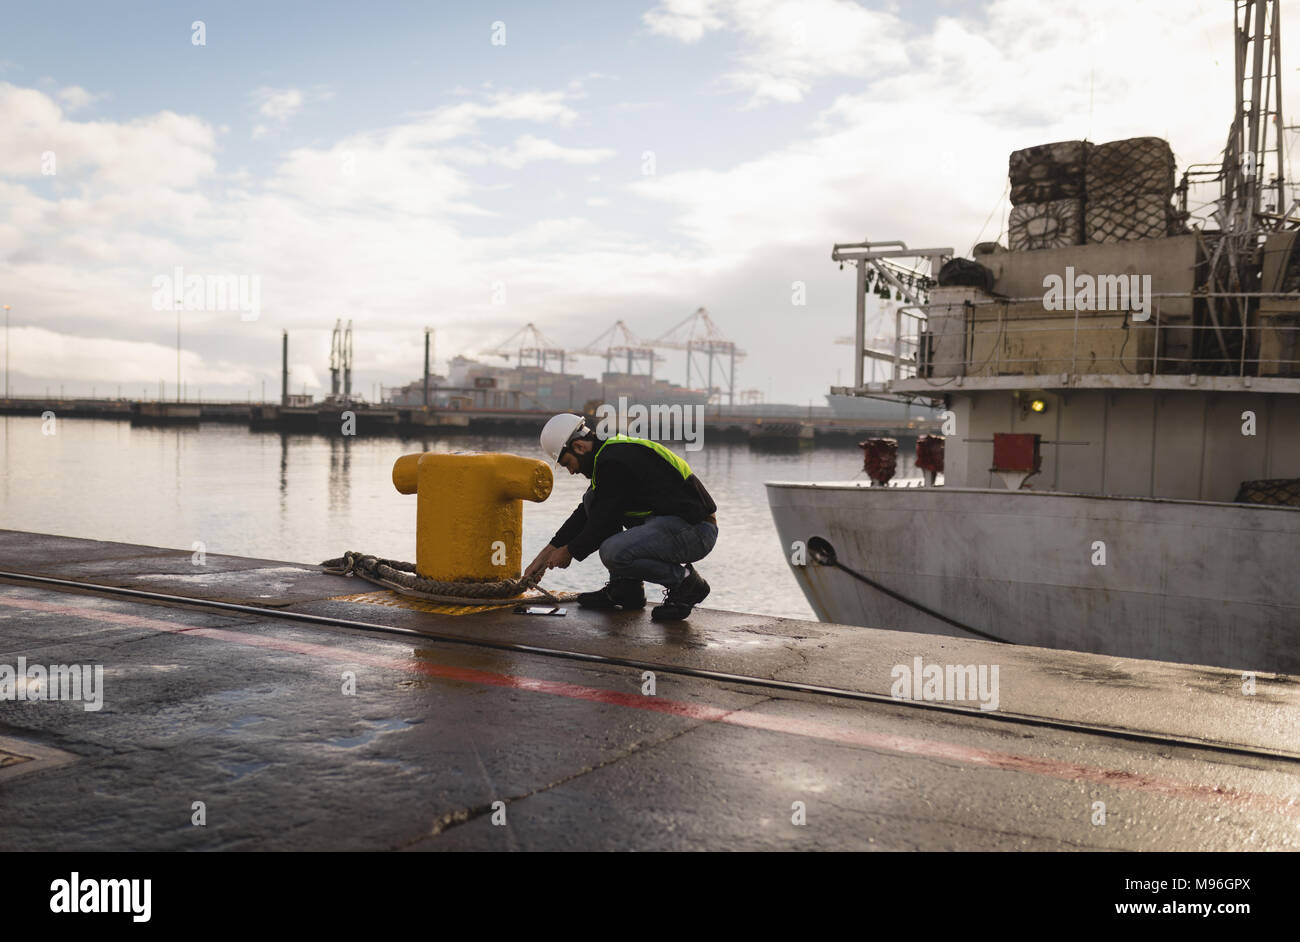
top-left (573, 320), bottom-right (663, 378)
top-left (647, 307), bottom-right (746, 409)
top-left (481, 322), bottom-right (574, 374)
top-left (477, 312), bottom-right (747, 409)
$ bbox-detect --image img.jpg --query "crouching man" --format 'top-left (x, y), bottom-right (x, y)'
top-left (524, 413), bottom-right (717, 621)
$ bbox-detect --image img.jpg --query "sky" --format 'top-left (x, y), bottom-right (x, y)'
top-left (1, 0), bottom-right (1296, 405)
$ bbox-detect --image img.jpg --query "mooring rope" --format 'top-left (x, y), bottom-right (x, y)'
top-left (321, 551), bottom-right (570, 606)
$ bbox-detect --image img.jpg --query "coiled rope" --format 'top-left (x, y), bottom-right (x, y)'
top-left (321, 551), bottom-right (571, 606)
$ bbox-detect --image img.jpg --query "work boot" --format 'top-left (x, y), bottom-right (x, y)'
top-left (577, 577), bottom-right (646, 610)
top-left (650, 566), bottom-right (710, 621)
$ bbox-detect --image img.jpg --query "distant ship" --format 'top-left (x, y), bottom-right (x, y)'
top-left (825, 390), bottom-right (937, 424)
top-left (767, 1), bottom-right (1300, 674)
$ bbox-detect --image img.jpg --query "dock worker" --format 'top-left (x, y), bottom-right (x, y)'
top-left (524, 413), bottom-right (718, 621)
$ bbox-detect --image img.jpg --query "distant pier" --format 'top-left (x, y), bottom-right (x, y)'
top-left (0, 396), bottom-right (938, 443)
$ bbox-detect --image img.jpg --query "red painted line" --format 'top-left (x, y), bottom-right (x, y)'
top-left (2, 592), bottom-right (1296, 817)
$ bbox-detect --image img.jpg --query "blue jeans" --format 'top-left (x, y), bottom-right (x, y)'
top-left (598, 515), bottom-right (718, 589)
top-left (579, 489), bottom-right (717, 588)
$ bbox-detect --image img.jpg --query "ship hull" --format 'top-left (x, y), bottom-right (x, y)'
top-left (766, 482), bottom-right (1300, 674)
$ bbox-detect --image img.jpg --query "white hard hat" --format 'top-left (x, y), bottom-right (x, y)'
top-left (540, 413), bottom-right (589, 462)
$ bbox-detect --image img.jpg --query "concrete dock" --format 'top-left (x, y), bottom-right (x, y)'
top-left (1, 528), bottom-right (1297, 851)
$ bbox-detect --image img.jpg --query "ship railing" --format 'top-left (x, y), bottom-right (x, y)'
top-left (894, 305), bottom-right (927, 381)
top-left (881, 291), bottom-right (1300, 382)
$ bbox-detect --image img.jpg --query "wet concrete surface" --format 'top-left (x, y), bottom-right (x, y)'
top-left (1, 529), bottom-right (1297, 850)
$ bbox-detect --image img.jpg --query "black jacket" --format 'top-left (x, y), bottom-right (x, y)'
top-left (551, 437), bottom-right (717, 561)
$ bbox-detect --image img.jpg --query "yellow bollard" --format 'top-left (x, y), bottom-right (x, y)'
top-left (392, 452), bottom-right (553, 582)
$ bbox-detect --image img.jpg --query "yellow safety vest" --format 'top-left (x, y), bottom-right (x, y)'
top-left (591, 434), bottom-right (693, 519)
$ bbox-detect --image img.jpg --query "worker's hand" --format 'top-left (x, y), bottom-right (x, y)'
top-left (524, 546), bottom-right (553, 580)
top-left (550, 546), bottom-right (573, 570)
top-left (525, 544), bottom-right (568, 580)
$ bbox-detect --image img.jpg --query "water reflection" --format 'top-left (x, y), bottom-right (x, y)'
top-left (328, 436), bottom-right (351, 512)
top-left (278, 431), bottom-right (289, 511)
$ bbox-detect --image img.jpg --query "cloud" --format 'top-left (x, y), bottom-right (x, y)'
top-left (644, 0), bottom-right (908, 106)
top-left (56, 85), bottom-right (101, 111)
top-left (289, 362), bottom-right (322, 390)
top-left (254, 87), bottom-right (305, 122)
top-left (0, 82), bottom-right (216, 191)
top-left (7, 325), bottom-right (255, 387)
top-left (263, 91), bottom-right (593, 212)
top-left (484, 135), bottom-right (616, 169)
top-left (630, 0), bottom-right (1261, 262)
top-left (643, 0), bottom-right (727, 43)
top-left (0, 77), bottom-right (652, 397)
top-left (251, 86), bottom-right (337, 139)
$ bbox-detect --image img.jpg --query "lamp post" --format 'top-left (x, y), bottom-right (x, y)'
top-left (175, 301), bottom-right (182, 403)
top-left (3, 304), bottom-right (9, 399)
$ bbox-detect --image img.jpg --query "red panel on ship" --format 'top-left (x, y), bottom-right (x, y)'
top-left (992, 433), bottom-right (1040, 472)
